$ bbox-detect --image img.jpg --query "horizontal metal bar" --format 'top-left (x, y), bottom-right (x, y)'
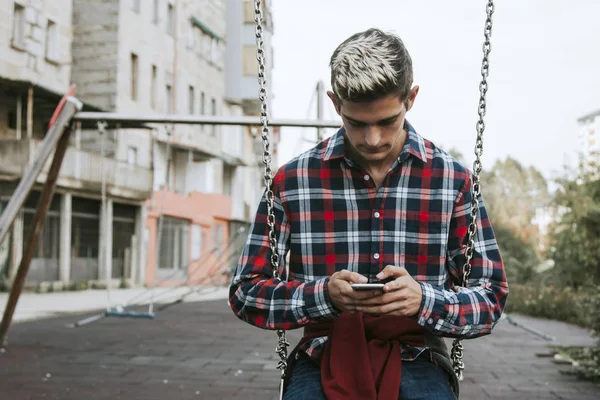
top-left (73, 112), bottom-right (342, 129)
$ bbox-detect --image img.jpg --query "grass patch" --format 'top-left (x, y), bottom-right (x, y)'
top-left (549, 345), bottom-right (600, 383)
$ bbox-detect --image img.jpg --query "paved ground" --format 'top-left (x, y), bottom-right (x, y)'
top-left (0, 299), bottom-right (598, 400)
top-left (0, 286), bottom-right (229, 323)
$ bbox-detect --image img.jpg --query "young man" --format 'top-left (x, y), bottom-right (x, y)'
top-left (229, 28), bottom-right (508, 400)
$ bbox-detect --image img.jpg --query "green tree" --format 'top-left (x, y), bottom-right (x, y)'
top-left (477, 157), bottom-right (550, 283)
top-left (547, 170), bottom-right (600, 287)
top-left (481, 157), bottom-right (551, 234)
top-left (493, 220), bottom-right (540, 283)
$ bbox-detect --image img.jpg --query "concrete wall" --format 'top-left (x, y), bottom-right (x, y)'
top-left (0, 0), bottom-right (73, 94)
top-left (71, 0), bottom-right (119, 110)
top-left (224, 0), bottom-right (273, 112)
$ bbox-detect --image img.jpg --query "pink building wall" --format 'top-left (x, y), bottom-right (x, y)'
top-left (145, 191), bottom-right (232, 287)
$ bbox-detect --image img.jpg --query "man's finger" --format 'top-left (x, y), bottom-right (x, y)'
top-left (350, 289), bottom-right (384, 300)
top-left (376, 265), bottom-right (409, 281)
top-left (335, 270), bottom-right (368, 283)
top-left (383, 276), bottom-right (409, 292)
top-left (359, 289), bottom-right (408, 306)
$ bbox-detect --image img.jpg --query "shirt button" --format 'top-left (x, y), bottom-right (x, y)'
top-left (374, 212), bottom-right (380, 218)
top-left (427, 318), bottom-right (434, 324)
top-left (364, 174), bottom-right (370, 181)
top-left (373, 253), bottom-right (380, 260)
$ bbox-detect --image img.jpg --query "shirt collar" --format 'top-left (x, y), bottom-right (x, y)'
top-left (322, 120), bottom-right (428, 164)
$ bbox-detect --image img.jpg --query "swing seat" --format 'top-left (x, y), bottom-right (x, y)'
top-left (104, 310), bottom-right (156, 319)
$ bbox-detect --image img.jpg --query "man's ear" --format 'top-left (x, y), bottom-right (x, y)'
top-left (406, 86), bottom-right (419, 112)
top-left (327, 91), bottom-right (341, 115)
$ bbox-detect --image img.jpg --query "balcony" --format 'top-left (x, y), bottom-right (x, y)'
top-left (0, 139), bottom-right (153, 201)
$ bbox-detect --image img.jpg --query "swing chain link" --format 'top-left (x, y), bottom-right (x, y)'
top-left (254, 0), bottom-right (289, 394)
top-left (452, 0), bottom-right (494, 381)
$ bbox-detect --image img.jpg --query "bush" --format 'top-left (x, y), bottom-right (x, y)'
top-left (504, 284), bottom-right (597, 330)
top-left (555, 346), bottom-right (600, 382)
top-left (505, 283), bottom-right (600, 383)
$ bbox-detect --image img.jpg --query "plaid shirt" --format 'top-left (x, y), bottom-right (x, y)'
top-left (229, 121), bottom-right (508, 361)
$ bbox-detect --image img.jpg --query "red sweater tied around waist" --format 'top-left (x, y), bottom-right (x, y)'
top-left (303, 312), bottom-right (426, 400)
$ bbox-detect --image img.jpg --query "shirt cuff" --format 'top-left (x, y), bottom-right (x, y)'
top-left (417, 282), bottom-right (445, 330)
top-left (302, 276), bottom-right (341, 321)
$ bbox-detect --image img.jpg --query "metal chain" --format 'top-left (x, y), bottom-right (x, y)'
top-left (254, 1), bottom-right (289, 398)
top-left (451, 0), bottom-right (494, 381)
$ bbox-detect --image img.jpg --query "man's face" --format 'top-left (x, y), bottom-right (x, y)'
top-left (328, 88), bottom-right (419, 168)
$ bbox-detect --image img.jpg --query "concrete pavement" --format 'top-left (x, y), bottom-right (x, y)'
top-left (0, 292), bottom-right (598, 399)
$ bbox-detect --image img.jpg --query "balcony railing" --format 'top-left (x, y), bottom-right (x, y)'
top-left (0, 139), bottom-right (153, 200)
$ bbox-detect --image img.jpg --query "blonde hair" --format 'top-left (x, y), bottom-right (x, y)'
top-left (330, 28), bottom-right (413, 103)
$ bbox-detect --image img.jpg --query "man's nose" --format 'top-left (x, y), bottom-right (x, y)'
top-left (365, 127), bottom-right (382, 147)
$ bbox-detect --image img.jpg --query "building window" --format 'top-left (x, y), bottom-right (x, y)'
top-left (130, 53), bottom-right (139, 101)
top-left (127, 146), bottom-right (138, 165)
top-left (23, 192), bottom-right (61, 280)
top-left (166, 84), bottom-right (172, 113)
top-left (188, 85), bottom-right (195, 115)
top-left (153, 0), bottom-right (159, 24)
top-left (133, 0), bottom-right (140, 13)
top-left (211, 39), bottom-right (219, 64)
top-left (151, 65), bottom-right (157, 109)
top-left (211, 98), bottom-right (217, 136)
top-left (11, 3), bottom-right (25, 49)
top-left (167, 3), bottom-right (174, 36)
top-left (200, 92), bottom-right (205, 131)
top-left (8, 110), bottom-right (25, 131)
top-left (222, 165), bottom-right (234, 196)
top-left (243, 45), bottom-right (257, 76)
top-left (191, 224), bottom-right (201, 260)
top-left (187, 23), bottom-right (195, 49)
top-left (45, 20), bottom-right (59, 63)
top-left (158, 217), bottom-right (189, 270)
top-left (212, 223), bottom-right (224, 256)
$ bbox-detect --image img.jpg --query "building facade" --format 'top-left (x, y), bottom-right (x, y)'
top-left (0, 0), bottom-right (152, 289)
top-left (577, 108), bottom-right (600, 178)
top-left (0, 0), bottom-right (277, 290)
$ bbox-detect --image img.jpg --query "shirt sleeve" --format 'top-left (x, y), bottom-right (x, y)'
top-left (228, 172), bottom-right (340, 331)
top-left (417, 171), bottom-right (509, 338)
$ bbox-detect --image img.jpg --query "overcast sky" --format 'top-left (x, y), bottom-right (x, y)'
top-left (269, 0), bottom-right (600, 182)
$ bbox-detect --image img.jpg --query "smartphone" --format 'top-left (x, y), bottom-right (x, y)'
top-left (351, 283), bottom-right (385, 291)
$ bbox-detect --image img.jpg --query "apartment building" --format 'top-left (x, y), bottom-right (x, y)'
top-left (0, 0), bottom-right (151, 288)
top-left (71, 0), bottom-right (277, 288)
top-left (0, 0), bottom-right (277, 290)
top-left (577, 108), bottom-right (600, 178)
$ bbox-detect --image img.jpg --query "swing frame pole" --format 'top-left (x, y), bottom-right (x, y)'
top-left (0, 97), bottom-right (82, 348)
top-left (73, 112), bottom-right (341, 129)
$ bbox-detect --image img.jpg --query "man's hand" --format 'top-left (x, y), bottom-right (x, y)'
top-left (327, 270), bottom-right (383, 314)
top-left (358, 265), bottom-right (423, 317)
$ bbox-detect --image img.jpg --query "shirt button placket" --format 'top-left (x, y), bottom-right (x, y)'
top-left (371, 193), bottom-right (383, 278)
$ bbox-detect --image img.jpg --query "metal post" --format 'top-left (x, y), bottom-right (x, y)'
top-left (0, 123), bottom-right (73, 347)
top-left (316, 81), bottom-right (325, 141)
top-left (26, 87), bottom-right (33, 139)
top-left (73, 112), bottom-right (341, 129)
top-left (16, 95), bottom-right (22, 140)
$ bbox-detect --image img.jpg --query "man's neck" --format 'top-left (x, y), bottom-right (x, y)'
top-left (347, 129), bottom-right (408, 178)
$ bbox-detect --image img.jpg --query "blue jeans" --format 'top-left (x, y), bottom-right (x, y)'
top-left (283, 353), bottom-right (457, 400)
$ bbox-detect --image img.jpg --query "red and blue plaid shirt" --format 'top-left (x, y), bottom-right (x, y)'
top-left (229, 121), bottom-right (508, 361)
